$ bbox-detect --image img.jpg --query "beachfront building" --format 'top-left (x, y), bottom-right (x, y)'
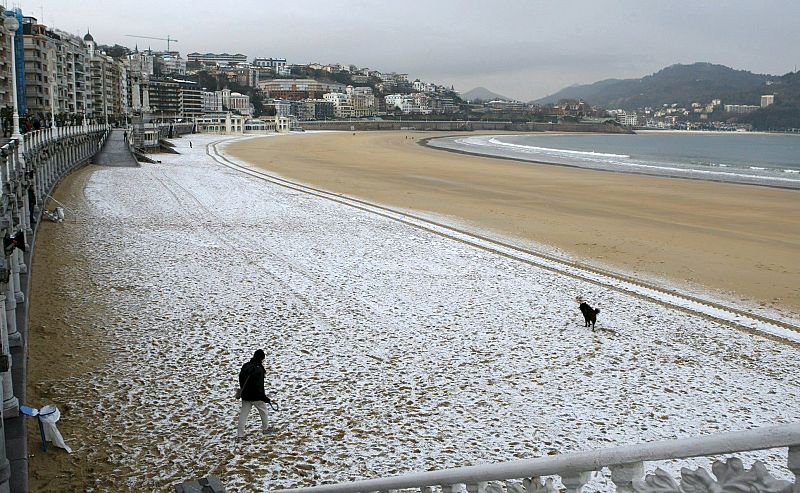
top-left (85, 31), bottom-right (119, 123)
top-left (349, 86), bottom-right (375, 117)
top-left (0, 12), bottom-right (15, 117)
top-left (177, 79), bottom-right (202, 120)
top-left (385, 93), bottom-right (432, 114)
top-left (761, 94), bottom-right (775, 107)
top-left (615, 111), bottom-right (640, 127)
top-left (21, 16), bottom-right (54, 119)
top-left (195, 112), bottom-right (245, 133)
top-left (195, 112), bottom-right (291, 134)
top-left (296, 99), bottom-right (335, 120)
top-left (262, 98), bottom-right (293, 117)
top-left (323, 91), bottom-right (354, 118)
top-left (202, 90), bottom-right (223, 113)
top-left (148, 77), bottom-right (180, 121)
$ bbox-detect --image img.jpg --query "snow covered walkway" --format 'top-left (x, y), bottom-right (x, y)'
top-left (34, 134), bottom-right (799, 491)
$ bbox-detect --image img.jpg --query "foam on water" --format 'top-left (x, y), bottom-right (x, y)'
top-left (436, 135), bottom-right (800, 189)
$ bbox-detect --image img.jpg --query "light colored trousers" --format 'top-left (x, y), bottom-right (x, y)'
top-left (237, 400), bottom-right (270, 438)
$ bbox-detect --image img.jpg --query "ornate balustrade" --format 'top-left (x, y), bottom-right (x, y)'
top-left (279, 423), bottom-right (799, 493)
top-left (0, 124), bottom-right (109, 493)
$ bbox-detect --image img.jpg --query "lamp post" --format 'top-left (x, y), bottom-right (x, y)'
top-left (4, 15), bottom-right (22, 141)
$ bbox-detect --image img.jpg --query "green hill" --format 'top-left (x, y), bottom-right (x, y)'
top-left (534, 62), bottom-right (771, 109)
top-left (736, 71), bottom-right (800, 130)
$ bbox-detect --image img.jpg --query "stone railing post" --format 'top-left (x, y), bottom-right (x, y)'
top-left (10, 247), bottom-right (22, 305)
top-left (788, 446), bottom-right (799, 493)
top-left (560, 472), bottom-right (590, 493)
top-left (4, 261), bottom-right (19, 348)
top-left (0, 279), bottom-right (17, 419)
top-left (0, 378), bottom-right (9, 493)
top-left (610, 462), bottom-right (644, 493)
top-left (465, 481), bottom-right (486, 493)
top-left (440, 484), bottom-right (460, 493)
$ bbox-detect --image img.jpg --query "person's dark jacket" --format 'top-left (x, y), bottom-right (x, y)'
top-left (238, 358), bottom-right (269, 402)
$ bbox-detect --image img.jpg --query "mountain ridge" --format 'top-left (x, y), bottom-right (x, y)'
top-left (532, 62), bottom-right (774, 109)
top-left (462, 86), bottom-right (511, 102)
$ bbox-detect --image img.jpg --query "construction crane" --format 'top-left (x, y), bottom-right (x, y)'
top-left (125, 34), bottom-right (178, 51)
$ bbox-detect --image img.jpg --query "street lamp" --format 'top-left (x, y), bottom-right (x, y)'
top-left (3, 15), bottom-right (22, 141)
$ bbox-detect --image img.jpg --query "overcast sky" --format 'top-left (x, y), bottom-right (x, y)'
top-left (12, 0), bottom-right (800, 101)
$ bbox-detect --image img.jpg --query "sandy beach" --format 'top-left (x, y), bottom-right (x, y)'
top-left (226, 131), bottom-right (800, 316)
top-left (23, 135), bottom-right (800, 491)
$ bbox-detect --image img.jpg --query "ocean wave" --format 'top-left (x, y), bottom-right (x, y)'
top-left (441, 136), bottom-right (800, 186)
top-left (483, 137), bottom-right (631, 159)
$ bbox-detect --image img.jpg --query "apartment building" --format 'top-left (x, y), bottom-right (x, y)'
top-left (177, 79), bottom-right (202, 120)
top-left (0, 9), bottom-right (15, 112)
top-left (348, 86), bottom-right (375, 117)
top-left (385, 93), bottom-right (431, 114)
top-left (296, 99), bottom-right (334, 120)
top-left (21, 16), bottom-right (54, 118)
top-left (157, 52), bottom-right (186, 75)
top-left (323, 92), bottom-right (354, 118)
top-left (616, 112), bottom-right (639, 126)
top-left (259, 78), bottom-right (345, 100)
top-left (187, 52), bottom-right (247, 66)
top-left (202, 90), bottom-right (223, 113)
top-left (253, 57), bottom-right (287, 72)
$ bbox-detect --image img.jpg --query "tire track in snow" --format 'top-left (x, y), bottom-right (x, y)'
top-left (141, 162), bottom-right (351, 335)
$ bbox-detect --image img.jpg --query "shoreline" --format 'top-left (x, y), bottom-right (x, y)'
top-left (420, 135), bottom-right (800, 191)
top-left (226, 131), bottom-right (800, 315)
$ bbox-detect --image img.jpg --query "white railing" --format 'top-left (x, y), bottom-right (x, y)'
top-left (278, 423), bottom-right (800, 493)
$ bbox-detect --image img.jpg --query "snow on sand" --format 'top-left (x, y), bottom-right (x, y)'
top-left (29, 134), bottom-right (799, 491)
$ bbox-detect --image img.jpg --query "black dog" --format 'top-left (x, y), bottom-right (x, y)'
top-left (579, 302), bottom-right (600, 330)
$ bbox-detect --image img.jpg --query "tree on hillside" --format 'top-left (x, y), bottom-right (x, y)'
top-left (737, 102), bottom-right (800, 130)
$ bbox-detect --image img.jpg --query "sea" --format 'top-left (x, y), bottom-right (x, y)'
top-left (427, 132), bottom-right (800, 189)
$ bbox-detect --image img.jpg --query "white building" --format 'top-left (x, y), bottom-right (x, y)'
top-left (761, 95), bottom-right (774, 108)
top-left (158, 52), bottom-right (186, 75)
top-left (724, 104), bottom-right (759, 114)
top-left (221, 88), bottom-right (252, 116)
top-left (323, 92), bottom-right (354, 118)
top-left (616, 112), bottom-right (639, 127)
top-left (385, 93), bottom-right (431, 114)
top-left (253, 57), bottom-right (287, 71)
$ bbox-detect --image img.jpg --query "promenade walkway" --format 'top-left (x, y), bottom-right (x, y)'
top-left (91, 129), bottom-right (139, 167)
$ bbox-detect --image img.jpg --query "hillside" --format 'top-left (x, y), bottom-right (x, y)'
top-left (736, 71), bottom-right (800, 130)
top-left (462, 86), bottom-right (511, 102)
top-left (534, 63), bottom-right (771, 109)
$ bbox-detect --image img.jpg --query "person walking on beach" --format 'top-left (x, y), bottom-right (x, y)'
top-left (237, 349), bottom-right (272, 441)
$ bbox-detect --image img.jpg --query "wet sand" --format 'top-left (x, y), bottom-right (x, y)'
top-left (227, 131), bottom-right (800, 315)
